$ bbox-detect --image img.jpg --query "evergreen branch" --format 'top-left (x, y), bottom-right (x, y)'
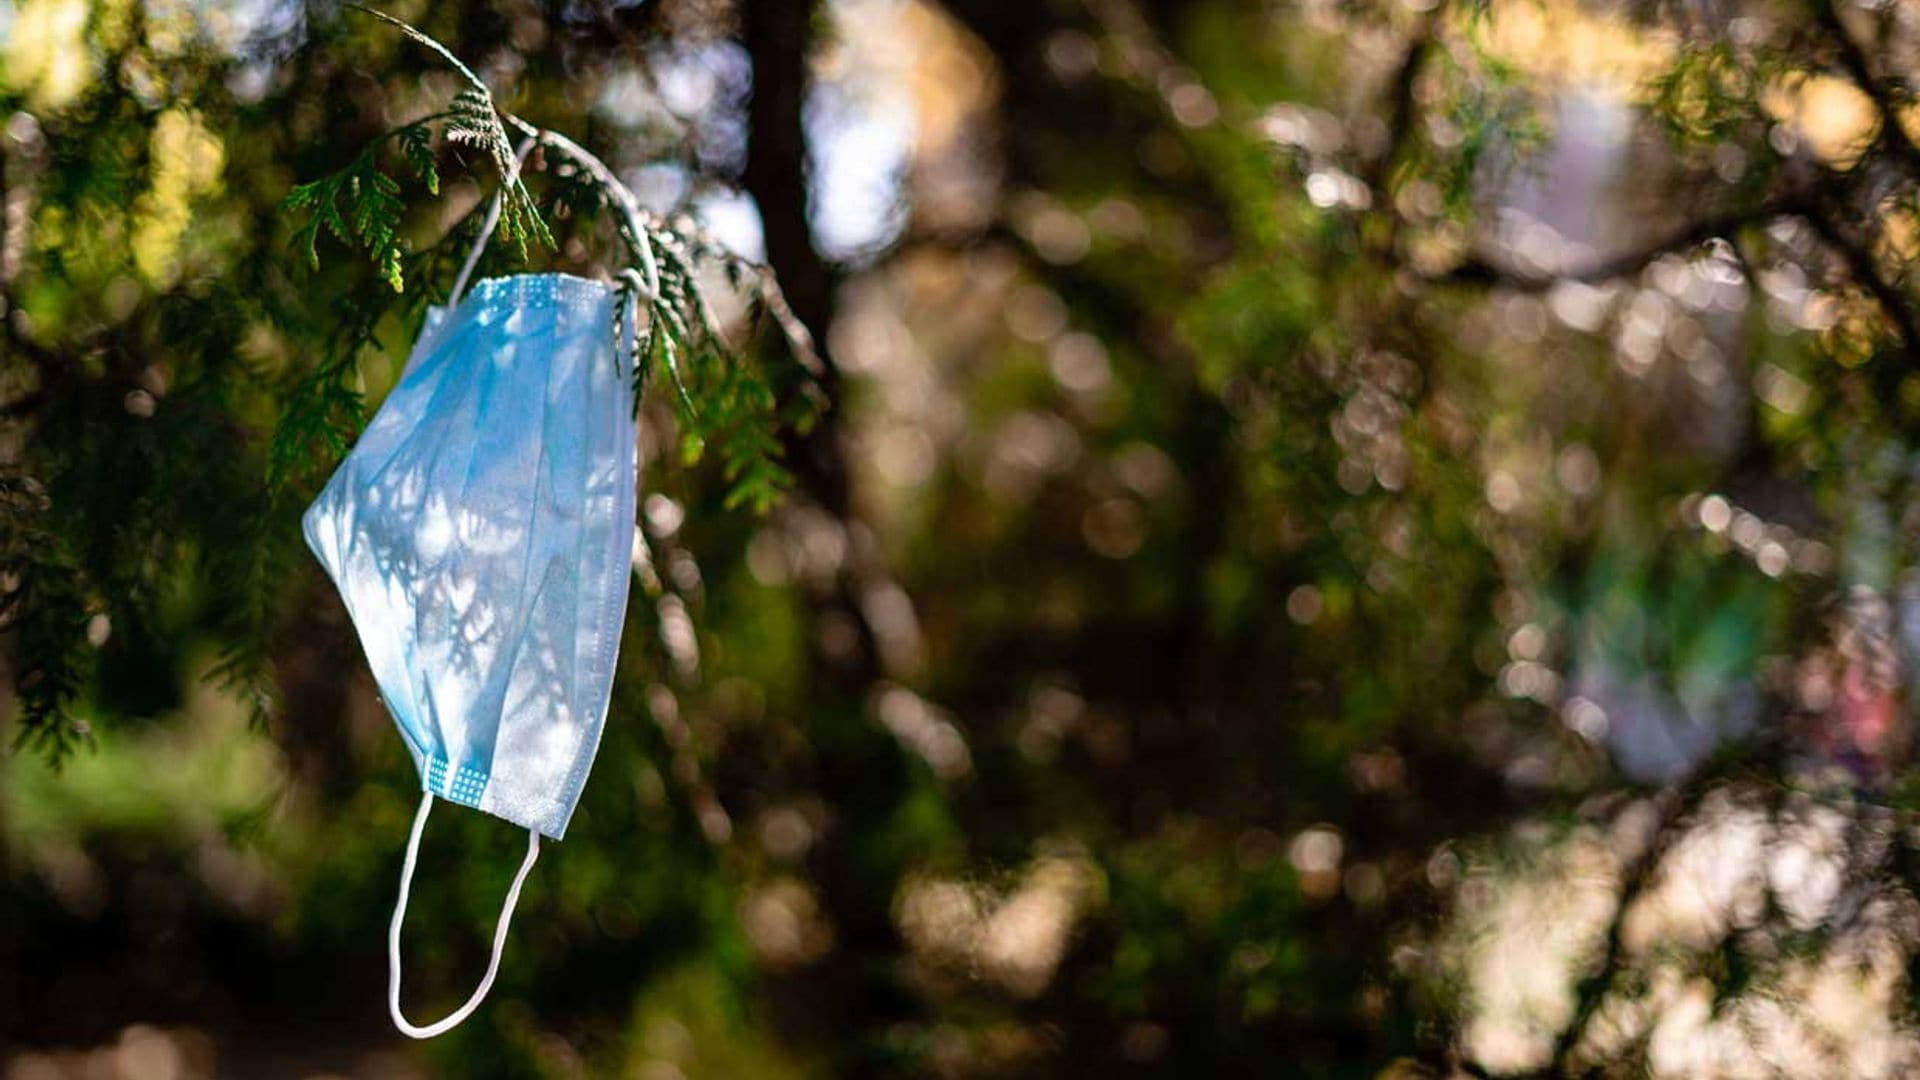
top-left (0, 469), bottom-right (94, 766)
top-left (501, 117), bottom-right (822, 506)
top-left (347, 7), bottom-right (550, 255)
top-left (281, 117), bottom-right (444, 291)
top-left (285, 7), bottom-right (552, 285)
top-left (397, 122), bottom-right (439, 195)
top-left (279, 17), bottom-right (819, 512)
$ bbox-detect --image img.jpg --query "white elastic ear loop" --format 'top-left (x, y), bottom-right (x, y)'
top-left (617, 267), bottom-right (655, 356)
top-left (387, 792), bottom-right (541, 1039)
top-left (446, 135), bottom-right (540, 311)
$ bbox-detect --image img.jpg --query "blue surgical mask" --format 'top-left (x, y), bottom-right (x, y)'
top-left (302, 175), bottom-right (641, 1036)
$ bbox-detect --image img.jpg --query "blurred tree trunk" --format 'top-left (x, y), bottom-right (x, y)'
top-left (739, 3), bottom-right (920, 1070)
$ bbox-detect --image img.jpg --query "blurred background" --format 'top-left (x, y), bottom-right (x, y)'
top-left (9, 0), bottom-right (1920, 1076)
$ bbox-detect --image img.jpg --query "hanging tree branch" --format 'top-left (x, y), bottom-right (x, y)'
top-left (277, 7), bottom-right (824, 512)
